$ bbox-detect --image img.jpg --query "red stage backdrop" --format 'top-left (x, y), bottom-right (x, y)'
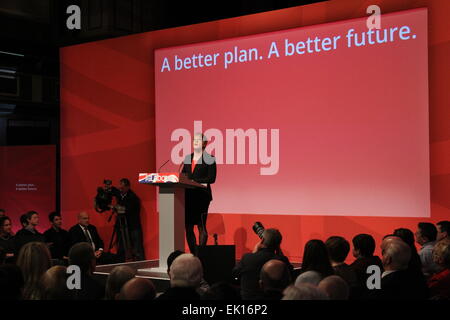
top-left (0, 145), bottom-right (55, 234)
top-left (60, 0), bottom-right (450, 262)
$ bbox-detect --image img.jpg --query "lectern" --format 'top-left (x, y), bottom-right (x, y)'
top-left (137, 172), bottom-right (206, 277)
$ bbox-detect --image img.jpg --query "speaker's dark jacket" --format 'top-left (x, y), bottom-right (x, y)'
top-left (68, 224), bottom-right (104, 251)
top-left (182, 152), bottom-right (216, 225)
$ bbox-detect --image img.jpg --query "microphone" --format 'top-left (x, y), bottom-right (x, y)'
top-left (157, 159), bottom-right (170, 173)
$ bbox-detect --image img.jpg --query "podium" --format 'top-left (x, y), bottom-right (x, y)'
top-left (137, 172), bottom-right (206, 277)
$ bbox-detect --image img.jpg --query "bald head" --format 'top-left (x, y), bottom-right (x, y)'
top-left (381, 236), bottom-right (402, 251)
top-left (295, 271), bottom-right (322, 287)
top-left (260, 259), bottom-right (291, 292)
top-left (78, 211), bottom-right (90, 227)
top-left (382, 238), bottom-right (411, 271)
top-left (118, 278), bottom-right (156, 300)
top-left (318, 275), bottom-right (349, 300)
top-left (105, 266), bottom-right (136, 300)
top-left (170, 253), bottom-right (203, 288)
top-left (283, 284), bottom-right (328, 300)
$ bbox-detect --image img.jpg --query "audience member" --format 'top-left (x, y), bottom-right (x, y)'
top-left (318, 275), bottom-right (350, 300)
top-left (0, 264), bottom-right (24, 300)
top-left (436, 221), bottom-right (450, 242)
top-left (416, 222), bottom-right (441, 277)
top-left (105, 265), bottom-right (136, 300)
top-left (16, 241), bottom-right (51, 300)
top-left (373, 237), bottom-right (428, 300)
top-left (282, 284), bottom-right (328, 300)
top-left (40, 265), bottom-right (72, 300)
top-left (14, 211), bottom-right (45, 253)
top-left (350, 233), bottom-right (383, 289)
top-left (259, 259), bottom-right (292, 300)
top-left (233, 228), bottom-right (293, 300)
top-left (0, 216), bottom-right (16, 262)
top-left (69, 211), bottom-right (117, 265)
top-left (393, 228), bottom-right (423, 275)
top-left (68, 242), bottom-right (104, 300)
top-left (325, 236), bottom-right (359, 296)
top-left (44, 212), bottom-right (71, 261)
top-left (295, 270), bottom-right (322, 287)
top-left (427, 238), bottom-right (450, 299)
top-left (118, 277), bottom-right (156, 300)
top-left (157, 253), bottom-right (203, 300)
top-left (297, 239), bottom-right (334, 279)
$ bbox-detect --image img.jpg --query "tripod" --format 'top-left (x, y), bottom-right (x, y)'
top-left (108, 209), bottom-right (133, 261)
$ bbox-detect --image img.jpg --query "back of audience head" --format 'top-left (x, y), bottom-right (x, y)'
top-left (0, 264), bottom-right (24, 300)
top-left (302, 239), bottom-right (334, 277)
top-left (0, 216), bottom-right (12, 236)
top-left (432, 238), bottom-right (450, 270)
top-left (105, 265), bottom-right (136, 300)
top-left (393, 228), bottom-right (417, 249)
top-left (203, 282), bottom-right (241, 300)
top-left (416, 222), bottom-right (437, 245)
top-left (40, 266), bottom-right (72, 300)
top-left (295, 270), bottom-right (322, 287)
top-left (169, 253), bottom-right (203, 288)
top-left (352, 233), bottom-right (376, 258)
top-left (118, 277), bottom-right (156, 300)
top-left (68, 242), bottom-right (96, 275)
top-left (262, 228), bottom-right (283, 255)
top-left (436, 221), bottom-right (450, 241)
top-left (282, 284), bottom-right (328, 300)
top-left (325, 236), bottom-right (350, 264)
top-left (16, 241), bottom-right (51, 299)
top-left (259, 259), bottom-right (291, 294)
top-left (167, 250), bottom-right (184, 275)
top-left (318, 275), bottom-right (349, 300)
top-left (382, 238), bottom-right (411, 271)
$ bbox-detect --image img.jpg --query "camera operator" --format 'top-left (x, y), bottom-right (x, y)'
top-left (232, 228), bottom-right (293, 300)
top-left (116, 178), bottom-right (145, 261)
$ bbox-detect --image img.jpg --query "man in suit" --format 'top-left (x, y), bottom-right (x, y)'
top-left (233, 228), bottom-right (293, 300)
top-left (373, 237), bottom-right (428, 300)
top-left (69, 211), bottom-right (116, 265)
top-left (181, 133), bottom-right (217, 254)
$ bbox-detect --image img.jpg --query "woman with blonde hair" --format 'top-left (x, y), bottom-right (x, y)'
top-left (16, 241), bottom-right (51, 299)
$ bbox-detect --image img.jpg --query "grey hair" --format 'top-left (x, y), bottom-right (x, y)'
top-left (169, 253), bottom-right (203, 288)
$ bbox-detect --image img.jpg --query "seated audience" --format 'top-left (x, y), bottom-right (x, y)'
top-left (325, 236), bottom-right (359, 297)
top-left (295, 270), bottom-right (322, 287)
top-left (40, 265), bottom-right (73, 300)
top-left (282, 284), bottom-right (328, 300)
top-left (259, 259), bottom-right (292, 300)
top-left (318, 275), bottom-right (350, 300)
top-left (427, 238), bottom-right (450, 299)
top-left (0, 216), bottom-right (16, 262)
top-left (233, 228), bottom-right (293, 300)
top-left (296, 239), bottom-right (334, 279)
top-left (157, 253), bottom-right (203, 300)
top-left (0, 263), bottom-right (24, 300)
top-left (202, 282), bottom-right (241, 300)
top-left (105, 265), bottom-right (136, 300)
top-left (118, 278), bottom-right (156, 300)
top-left (416, 222), bottom-right (442, 277)
top-left (393, 228), bottom-right (423, 276)
top-left (44, 212), bottom-right (71, 261)
top-left (69, 211), bottom-right (117, 265)
top-left (14, 211), bottom-right (45, 253)
top-left (373, 237), bottom-right (428, 300)
top-left (16, 241), bottom-right (51, 300)
top-left (68, 242), bottom-right (105, 300)
top-left (436, 221), bottom-right (450, 241)
top-left (350, 233), bottom-right (383, 289)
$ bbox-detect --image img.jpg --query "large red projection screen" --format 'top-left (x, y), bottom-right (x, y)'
top-left (155, 9), bottom-right (429, 217)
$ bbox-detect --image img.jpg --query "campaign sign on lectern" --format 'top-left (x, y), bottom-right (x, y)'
top-left (137, 172), bottom-right (206, 277)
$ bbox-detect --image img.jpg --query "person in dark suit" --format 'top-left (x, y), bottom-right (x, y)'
top-left (14, 211), bottom-right (45, 253)
top-left (68, 211), bottom-right (116, 265)
top-left (233, 228), bottom-right (293, 300)
top-left (181, 133), bottom-right (216, 254)
top-left (44, 212), bottom-right (71, 261)
top-left (372, 237), bottom-right (428, 300)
